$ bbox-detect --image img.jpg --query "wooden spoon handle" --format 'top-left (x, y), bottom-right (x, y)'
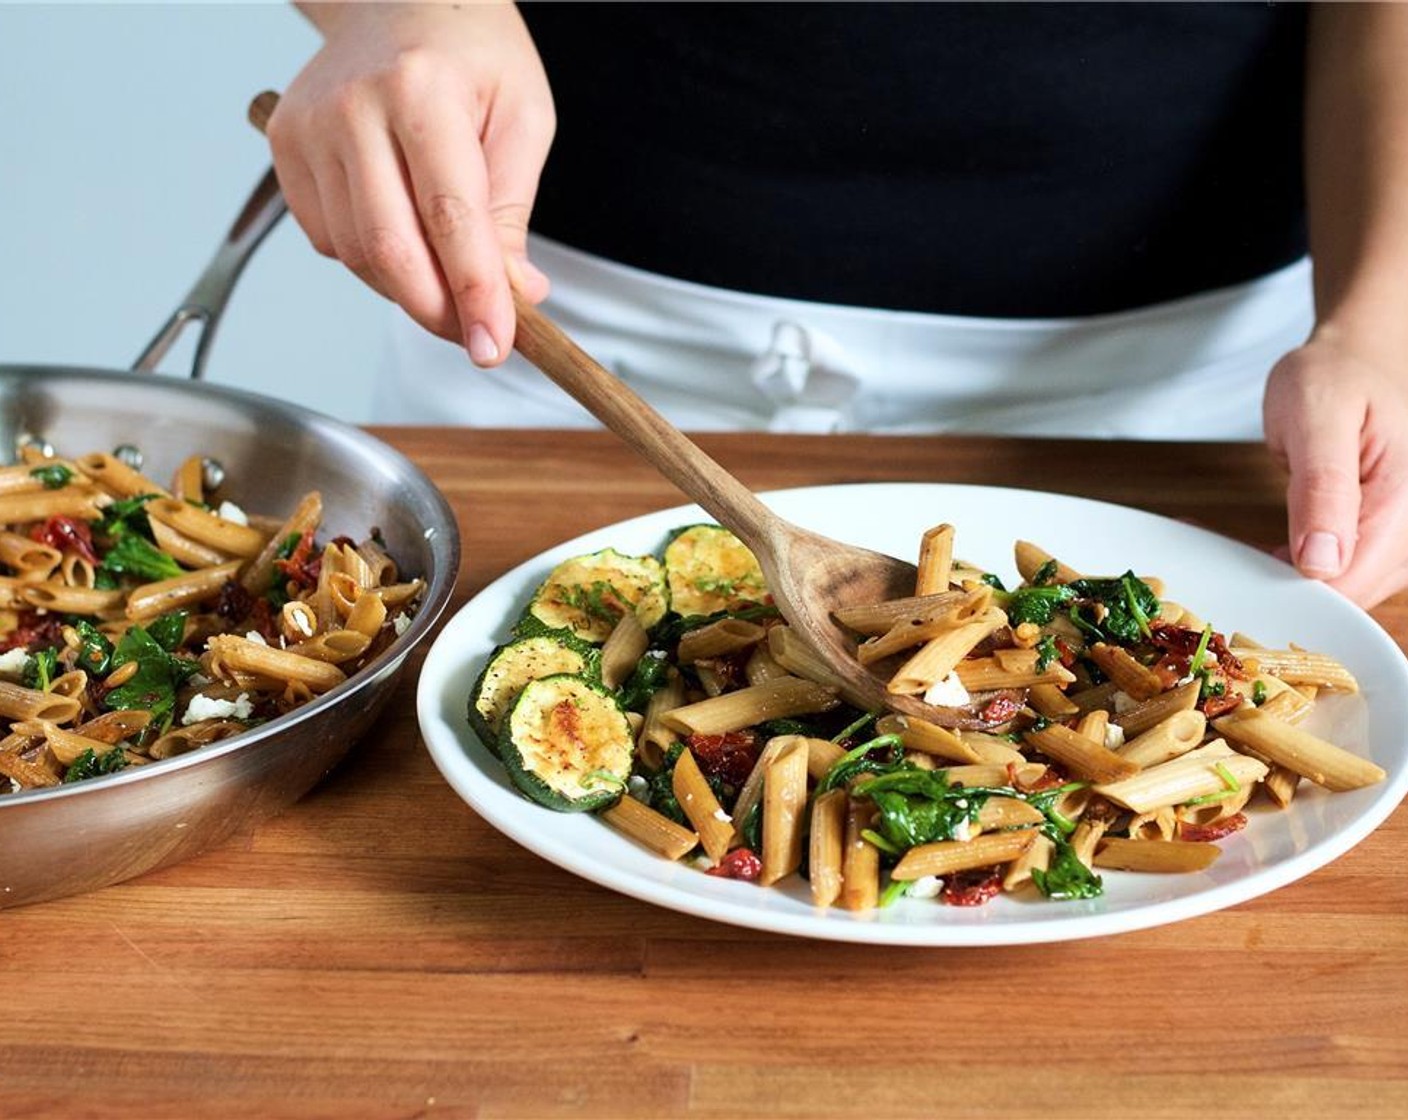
top-left (512, 291), bottom-right (778, 545)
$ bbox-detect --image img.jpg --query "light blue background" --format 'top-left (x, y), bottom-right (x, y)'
top-left (0, 2), bottom-right (387, 422)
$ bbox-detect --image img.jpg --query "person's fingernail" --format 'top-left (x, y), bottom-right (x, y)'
top-left (468, 324), bottom-right (499, 366)
top-left (1299, 531), bottom-right (1342, 577)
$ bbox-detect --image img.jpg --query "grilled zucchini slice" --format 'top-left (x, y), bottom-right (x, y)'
top-left (499, 674), bottom-right (634, 812)
top-left (519, 548), bottom-right (668, 643)
top-left (467, 635), bottom-right (599, 755)
top-left (663, 524), bottom-right (768, 617)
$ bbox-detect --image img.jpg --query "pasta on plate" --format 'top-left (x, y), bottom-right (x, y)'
top-left (467, 521), bottom-right (1383, 912)
top-left (0, 447), bottom-right (423, 793)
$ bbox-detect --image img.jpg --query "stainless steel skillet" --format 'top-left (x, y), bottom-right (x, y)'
top-left (0, 171), bottom-right (460, 908)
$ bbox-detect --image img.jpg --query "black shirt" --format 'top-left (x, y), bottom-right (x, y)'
top-left (521, 2), bottom-right (1309, 317)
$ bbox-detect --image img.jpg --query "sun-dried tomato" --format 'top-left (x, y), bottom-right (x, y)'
top-left (941, 867), bottom-right (1003, 907)
top-left (1148, 623), bottom-right (1246, 680)
top-left (274, 527), bottom-right (322, 591)
top-left (29, 516), bottom-right (100, 565)
top-left (977, 693), bottom-right (1023, 726)
top-left (1200, 692), bottom-right (1243, 720)
top-left (1179, 812), bottom-right (1248, 843)
top-left (687, 730), bottom-right (759, 788)
top-left (706, 848), bottom-right (762, 881)
top-left (0, 609), bottom-right (67, 654)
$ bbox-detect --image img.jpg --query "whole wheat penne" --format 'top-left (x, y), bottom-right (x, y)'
top-left (1127, 806), bottom-right (1178, 841)
top-left (148, 718), bottom-right (249, 760)
top-left (1014, 541), bottom-right (1082, 584)
top-left (832, 589), bottom-right (966, 636)
top-left (10, 718), bottom-right (119, 766)
top-left (149, 517), bottom-right (229, 568)
top-left (1075, 708), bottom-right (1111, 746)
top-left (0, 681), bottom-right (83, 724)
top-left (58, 552), bottom-right (97, 590)
top-left (355, 538), bottom-right (398, 586)
top-left (0, 487), bottom-right (106, 528)
top-left (914, 523), bottom-right (956, 595)
top-left (1094, 742), bottom-right (1268, 814)
top-left (287, 629), bottom-right (373, 665)
top-left (729, 734), bottom-right (794, 847)
top-left (804, 736), bottom-right (847, 782)
top-left (601, 796), bottom-right (700, 860)
top-left (145, 497), bottom-right (267, 558)
top-left (203, 635), bottom-right (347, 693)
top-left (74, 452), bottom-right (169, 500)
top-left (1003, 831), bottom-right (1055, 891)
top-left (1228, 647), bottom-right (1358, 692)
top-left (840, 795), bottom-right (881, 911)
top-left (888, 610), bottom-right (1005, 695)
top-left (945, 761), bottom-right (1049, 788)
top-left (672, 748), bottom-right (733, 865)
top-left (677, 617), bottom-right (767, 664)
top-left (1092, 837), bottom-right (1221, 873)
top-left (343, 591), bottom-right (388, 640)
top-left (124, 560), bottom-right (244, 621)
top-left (20, 583), bottom-right (124, 617)
top-left (1028, 683), bottom-right (1080, 721)
top-left (0, 750), bottom-right (61, 788)
top-left (1212, 706), bottom-right (1385, 790)
top-left (170, 454), bottom-right (207, 503)
top-left (1086, 642), bottom-right (1164, 701)
top-left (0, 461), bottom-right (81, 495)
top-left (876, 713), bottom-right (982, 764)
top-left (638, 667), bottom-right (685, 768)
top-left (743, 642), bottom-right (788, 686)
top-left (0, 531), bottom-right (61, 578)
top-left (1023, 722), bottom-right (1140, 784)
top-left (601, 611), bottom-right (651, 689)
top-left (1112, 680), bottom-right (1200, 737)
top-left (1263, 764), bottom-right (1301, 809)
top-left (975, 796), bottom-right (1046, 831)
top-left (766, 625), bottom-right (874, 710)
top-left (955, 656), bottom-right (1076, 692)
top-left (760, 737), bottom-right (809, 886)
top-left (661, 676), bottom-right (839, 736)
top-left (890, 829), bottom-right (1037, 881)
top-left (1117, 708), bottom-right (1207, 768)
top-left (809, 788), bottom-right (847, 908)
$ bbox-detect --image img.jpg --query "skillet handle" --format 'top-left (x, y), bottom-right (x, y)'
top-left (131, 165), bottom-right (288, 379)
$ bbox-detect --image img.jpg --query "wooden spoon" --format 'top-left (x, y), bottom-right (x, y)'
top-left (245, 91), bottom-right (981, 728)
top-left (512, 295), bottom-right (986, 729)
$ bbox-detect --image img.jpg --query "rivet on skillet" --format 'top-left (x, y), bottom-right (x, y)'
top-left (201, 458), bottom-right (226, 492)
top-left (15, 433), bottom-right (55, 460)
top-left (113, 444), bottom-right (144, 470)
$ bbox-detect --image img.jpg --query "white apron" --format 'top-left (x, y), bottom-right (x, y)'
top-left (374, 235), bottom-right (1314, 439)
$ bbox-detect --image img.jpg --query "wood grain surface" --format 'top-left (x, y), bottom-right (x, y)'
top-left (2, 430), bottom-right (1405, 1120)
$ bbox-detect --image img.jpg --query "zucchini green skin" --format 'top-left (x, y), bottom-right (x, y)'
top-left (467, 634), bottom-right (600, 756)
top-left (663, 524), bottom-right (768, 618)
top-left (517, 548), bottom-right (668, 643)
top-left (498, 674), bottom-right (634, 812)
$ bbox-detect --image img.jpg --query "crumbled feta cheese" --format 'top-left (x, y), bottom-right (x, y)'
top-left (215, 500), bottom-right (248, 526)
top-left (4, 777), bottom-right (20, 795)
top-left (290, 611), bottom-right (314, 638)
top-left (0, 648), bottom-right (31, 676)
top-left (627, 775), bottom-right (650, 802)
top-left (181, 692), bottom-right (254, 726)
top-left (908, 875), bottom-right (944, 899)
top-left (393, 614), bottom-right (413, 637)
top-left (691, 854), bottom-right (714, 871)
top-left (1104, 723), bottom-right (1126, 751)
top-left (712, 808), bottom-right (732, 823)
top-left (951, 818), bottom-right (974, 843)
top-left (922, 670), bottom-right (971, 709)
top-left (1112, 689), bottom-right (1138, 714)
top-left (244, 631), bottom-right (268, 646)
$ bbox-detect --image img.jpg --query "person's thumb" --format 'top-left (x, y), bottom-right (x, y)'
top-left (1271, 386), bottom-right (1364, 581)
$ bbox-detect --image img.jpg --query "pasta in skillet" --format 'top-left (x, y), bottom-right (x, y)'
top-left (0, 447), bottom-right (423, 793)
top-left (468, 521), bottom-right (1383, 911)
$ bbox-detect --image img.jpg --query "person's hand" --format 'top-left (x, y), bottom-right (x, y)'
top-left (1264, 329), bottom-right (1408, 607)
top-left (267, 2), bottom-right (554, 366)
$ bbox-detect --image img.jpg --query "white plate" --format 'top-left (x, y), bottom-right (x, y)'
top-left (417, 484), bottom-right (1408, 945)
